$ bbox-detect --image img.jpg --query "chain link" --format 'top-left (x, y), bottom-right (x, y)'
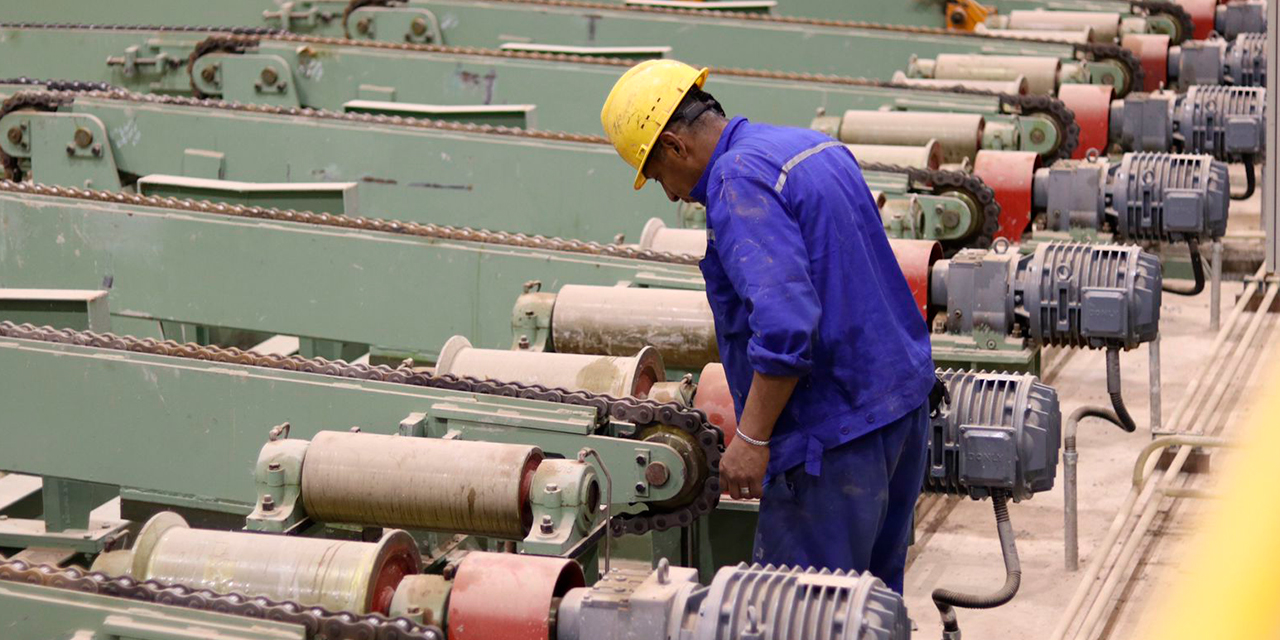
top-left (862, 162), bottom-right (1001, 249)
top-left (0, 321), bottom-right (723, 535)
top-left (0, 557), bottom-right (447, 640)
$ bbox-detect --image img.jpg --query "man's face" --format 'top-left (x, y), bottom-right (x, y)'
top-left (641, 131), bottom-right (704, 203)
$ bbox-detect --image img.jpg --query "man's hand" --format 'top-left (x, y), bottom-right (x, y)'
top-left (722, 436), bottom-right (770, 500)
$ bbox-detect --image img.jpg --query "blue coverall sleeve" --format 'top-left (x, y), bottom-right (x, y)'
top-left (710, 174), bottom-right (822, 377)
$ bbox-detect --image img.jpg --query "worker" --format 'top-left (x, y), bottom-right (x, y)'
top-left (601, 60), bottom-right (940, 592)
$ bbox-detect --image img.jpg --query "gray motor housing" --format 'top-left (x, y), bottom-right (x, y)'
top-left (1104, 152), bottom-right (1229, 241)
top-left (925, 369), bottom-right (1060, 502)
top-left (557, 562), bottom-right (910, 640)
top-left (1018, 242), bottom-right (1162, 349)
top-left (1170, 35), bottom-right (1267, 90)
top-left (932, 242), bottom-right (1162, 350)
top-left (1216, 1), bottom-right (1267, 40)
top-left (1223, 33), bottom-right (1267, 87)
top-left (1109, 86), bottom-right (1266, 158)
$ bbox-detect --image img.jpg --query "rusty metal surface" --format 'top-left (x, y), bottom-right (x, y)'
top-left (447, 552), bottom-right (584, 640)
top-left (1121, 33), bottom-right (1171, 91)
top-left (887, 239), bottom-right (944, 320)
top-left (552, 284), bottom-right (718, 371)
top-left (301, 431), bottom-right (542, 539)
top-left (973, 150), bottom-right (1040, 242)
top-left (1056, 84), bottom-right (1114, 158)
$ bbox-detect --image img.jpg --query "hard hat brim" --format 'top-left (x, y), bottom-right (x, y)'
top-left (632, 67), bottom-right (710, 191)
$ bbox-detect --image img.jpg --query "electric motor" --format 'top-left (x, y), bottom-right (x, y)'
top-left (1104, 152), bottom-right (1229, 241)
top-left (1215, 1), bottom-right (1267, 40)
top-left (924, 369), bottom-right (1061, 502)
top-left (1110, 86), bottom-right (1267, 159)
top-left (1170, 34), bottom-right (1267, 89)
top-left (558, 562), bottom-right (910, 640)
top-left (930, 241), bottom-right (1162, 350)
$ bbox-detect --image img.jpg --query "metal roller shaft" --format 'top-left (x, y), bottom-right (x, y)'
top-left (550, 285), bottom-right (715, 372)
top-left (832, 110), bottom-right (984, 163)
top-left (1004, 10), bottom-right (1122, 42)
top-left (847, 141), bottom-right (943, 170)
top-left (889, 71), bottom-right (1029, 95)
top-left (436, 334), bottom-right (666, 397)
top-left (301, 431), bottom-right (543, 539)
top-left (921, 54), bottom-right (1068, 96)
top-left (92, 512), bottom-right (421, 615)
top-left (638, 218), bottom-right (708, 257)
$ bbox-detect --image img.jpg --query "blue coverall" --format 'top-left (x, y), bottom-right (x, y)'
top-left (690, 116), bottom-right (935, 593)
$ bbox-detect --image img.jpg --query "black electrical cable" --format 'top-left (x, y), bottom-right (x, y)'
top-left (1104, 347), bottom-right (1138, 433)
top-left (1232, 154), bottom-right (1256, 201)
top-left (1163, 238), bottom-right (1205, 296)
top-left (932, 494), bottom-right (1021, 640)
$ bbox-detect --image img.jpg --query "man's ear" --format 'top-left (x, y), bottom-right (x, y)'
top-left (656, 130), bottom-right (687, 160)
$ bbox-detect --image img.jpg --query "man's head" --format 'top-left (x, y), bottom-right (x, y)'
top-left (601, 60), bottom-right (728, 202)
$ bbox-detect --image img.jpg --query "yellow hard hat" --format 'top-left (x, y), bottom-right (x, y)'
top-left (601, 60), bottom-right (710, 190)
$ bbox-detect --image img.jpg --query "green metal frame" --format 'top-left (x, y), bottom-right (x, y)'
top-left (0, 90), bottom-right (998, 246)
top-left (0, 1), bottom-right (1136, 94)
top-left (0, 335), bottom-right (688, 523)
top-left (0, 579), bottom-right (305, 640)
top-left (0, 27), bottom-right (1065, 150)
top-left (0, 190), bottom-right (700, 361)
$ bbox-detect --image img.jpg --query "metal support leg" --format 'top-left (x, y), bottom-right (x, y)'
top-left (1210, 240), bottom-right (1223, 331)
top-left (1149, 334), bottom-right (1161, 436)
top-left (42, 477), bottom-right (115, 533)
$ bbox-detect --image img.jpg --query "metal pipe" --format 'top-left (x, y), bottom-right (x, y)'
top-left (1050, 268), bottom-right (1263, 640)
top-left (1064, 407), bottom-right (1127, 571)
top-left (1211, 239), bottom-right (1223, 331)
top-left (1069, 285), bottom-right (1274, 640)
top-left (1149, 334), bottom-right (1161, 435)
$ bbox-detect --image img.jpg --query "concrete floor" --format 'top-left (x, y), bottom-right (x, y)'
top-left (901, 183), bottom-right (1277, 640)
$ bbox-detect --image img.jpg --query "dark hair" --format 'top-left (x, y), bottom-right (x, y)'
top-left (666, 87), bottom-right (725, 129)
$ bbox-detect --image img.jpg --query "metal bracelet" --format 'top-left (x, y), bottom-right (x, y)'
top-left (735, 428), bottom-right (770, 447)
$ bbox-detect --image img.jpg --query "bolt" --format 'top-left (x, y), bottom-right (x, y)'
top-left (73, 127), bottom-right (93, 148)
top-left (517, 335), bottom-right (530, 350)
top-left (949, 9), bottom-right (966, 25)
top-left (261, 494), bottom-right (276, 511)
top-left (268, 462), bottom-right (282, 472)
top-left (350, 426), bottom-right (362, 433)
top-left (66, 143), bottom-right (76, 155)
top-left (635, 454), bottom-right (646, 465)
top-left (261, 67), bottom-right (279, 86)
top-left (1030, 128), bottom-right (1046, 145)
top-left (644, 461), bottom-right (670, 487)
top-left (545, 483), bottom-right (559, 493)
top-left (357, 17), bottom-right (372, 34)
top-left (540, 515), bottom-right (554, 533)
top-left (407, 605), bottom-right (423, 615)
top-left (634, 482), bottom-right (646, 494)
top-left (986, 339), bottom-right (997, 349)
top-left (6, 126), bottom-right (22, 145)
top-left (200, 65), bottom-right (218, 84)
top-left (91, 144), bottom-right (102, 157)
top-left (1101, 73), bottom-right (1116, 85)
top-left (411, 17), bottom-right (428, 36)
top-left (101, 522), bottom-right (111, 529)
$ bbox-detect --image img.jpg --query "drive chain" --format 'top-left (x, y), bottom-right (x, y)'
top-left (0, 321), bottom-right (723, 536)
top-left (862, 162), bottom-right (1000, 249)
top-left (1129, 0), bottom-right (1196, 45)
top-left (0, 557), bottom-right (447, 640)
top-left (0, 177), bottom-right (701, 265)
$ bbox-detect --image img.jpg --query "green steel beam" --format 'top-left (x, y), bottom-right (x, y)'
top-left (0, 91), bottom-right (1000, 245)
top-left (0, 334), bottom-right (693, 516)
top-left (0, 189), bottom-right (700, 361)
top-left (0, 27), bottom-right (1068, 150)
top-left (0, 2), bottom-right (1140, 95)
top-left (0, 580), bottom-right (306, 640)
